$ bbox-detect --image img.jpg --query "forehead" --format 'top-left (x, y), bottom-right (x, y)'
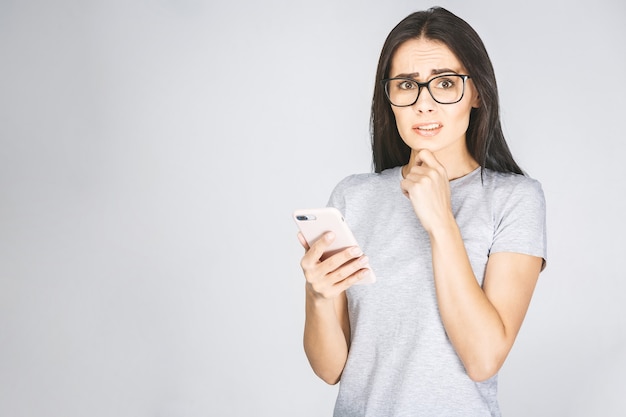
top-left (389, 38), bottom-right (464, 78)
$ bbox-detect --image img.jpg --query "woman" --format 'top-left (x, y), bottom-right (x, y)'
top-left (298, 7), bottom-right (547, 416)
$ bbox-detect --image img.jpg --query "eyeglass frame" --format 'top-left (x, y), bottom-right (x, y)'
top-left (381, 74), bottom-right (471, 106)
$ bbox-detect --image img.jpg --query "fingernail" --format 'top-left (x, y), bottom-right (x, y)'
top-left (359, 256), bottom-right (369, 266)
top-left (350, 247), bottom-right (363, 256)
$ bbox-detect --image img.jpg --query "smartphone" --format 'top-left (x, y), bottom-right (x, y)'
top-left (293, 207), bottom-right (375, 285)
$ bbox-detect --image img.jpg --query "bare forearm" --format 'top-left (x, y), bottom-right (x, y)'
top-left (303, 292), bottom-right (349, 385)
top-left (429, 218), bottom-right (507, 381)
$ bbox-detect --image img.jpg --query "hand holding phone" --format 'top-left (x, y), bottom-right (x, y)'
top-left (293, 207), bottom-right (375, 285)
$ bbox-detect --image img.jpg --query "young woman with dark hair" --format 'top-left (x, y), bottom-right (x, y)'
top-left (298, 7), bottom-right (547, 416)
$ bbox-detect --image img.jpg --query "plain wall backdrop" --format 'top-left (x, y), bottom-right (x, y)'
top-left (1, 0), bottom-right (625, 416)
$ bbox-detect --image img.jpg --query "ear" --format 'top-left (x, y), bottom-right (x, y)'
top-left (471, 93), bottom-right (481, 109)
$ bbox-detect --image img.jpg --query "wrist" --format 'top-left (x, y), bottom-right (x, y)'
top-left (424, 210), bottom-right (457, 236)
top-left (426, 212), bottom-right (463, 253)
top-left (305, 284), bottom-right (339, 310)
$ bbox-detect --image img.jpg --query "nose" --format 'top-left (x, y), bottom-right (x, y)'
top-left (412, 85), bottom-right (436, 113)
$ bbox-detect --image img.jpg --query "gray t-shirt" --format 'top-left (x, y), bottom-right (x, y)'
top-left (327, 166), bottom-right (547, 417)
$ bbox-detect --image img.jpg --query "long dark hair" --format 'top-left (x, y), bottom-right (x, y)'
top-left (371, 7), bottom-right (523, 175)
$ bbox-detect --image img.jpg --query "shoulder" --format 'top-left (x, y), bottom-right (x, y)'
top-left (332, 167), bottom-right (400, 196)
top-left (481, 169), bottom-right (545, 201)
top-left (484, 170), bottom-right (548, 266)
top-left (482, 169), bottom-right (547, 231)
top-left (327, 167), bottom-right (401, 212)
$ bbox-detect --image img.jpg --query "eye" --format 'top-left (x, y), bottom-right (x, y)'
top-left (434, 77), bottom-right (456, 89)
top-left (397, 80), bottom-right (417, 90)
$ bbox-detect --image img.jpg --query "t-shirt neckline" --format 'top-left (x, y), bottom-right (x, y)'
top-left (396, 165), bottom-right (481, 184)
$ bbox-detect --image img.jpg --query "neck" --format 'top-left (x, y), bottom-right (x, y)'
top-left (403, 149), bottom-right (479, 181)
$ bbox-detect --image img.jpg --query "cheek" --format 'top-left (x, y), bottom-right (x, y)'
top-left (448, 102), bottom-right (473, 125)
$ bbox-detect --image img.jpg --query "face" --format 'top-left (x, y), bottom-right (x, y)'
top-left (388, 38), bottom-right (480, 165)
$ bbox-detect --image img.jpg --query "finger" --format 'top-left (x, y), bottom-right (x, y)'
top-left (327, 255), bottom-right (370, 285)
top-left (322, 246), bottom-right (364, 275)
top-left (416, 149), bottom-right (439, 167)
top-left (344, 267), bottom-right (372, 286)
top-left (416, 149), bottom-right (448, 178)
top-left (297, 232), bottom-right (310, 251)
top-left (404, 163), bottom-right (430, 179)
top-left (400, 177), bottom-right (411, 198)
top-left (303, 251), bottom-right (367, 297)
top-left (304, 246), bottom-right (367, 288)
top-left (300, 231), bottom-right (335, 269)
top-left (309, 265), bottom-right (370, 300)
top-left (334, 263), bottom-right (374, 290)
top-left (402, 163), bottom-right (431, 189)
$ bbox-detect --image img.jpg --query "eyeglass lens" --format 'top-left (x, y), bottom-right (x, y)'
top-left (385, 75), bottom-right (466, 106)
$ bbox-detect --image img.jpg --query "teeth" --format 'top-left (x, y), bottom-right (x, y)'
top-left (419, 124), bottom-right (440, 130)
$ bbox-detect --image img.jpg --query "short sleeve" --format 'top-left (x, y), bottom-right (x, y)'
top-left (490, 178), bottom-right (548, 270)
top-left (326, 175), bottom-right (355, 215)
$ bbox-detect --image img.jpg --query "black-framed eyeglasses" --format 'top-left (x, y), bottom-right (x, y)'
top-left (382, 74), bottom-right (470, 106)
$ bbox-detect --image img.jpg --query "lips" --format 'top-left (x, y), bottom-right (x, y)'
top-left (412, 122), bottom-right (443, 136)
top-left (415, 123), bottom-right (442, 131)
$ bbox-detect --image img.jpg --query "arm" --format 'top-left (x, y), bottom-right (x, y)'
top-left (402, 149), bottom-right (543, 381)
top-left (298, 232), bottom-right (369, 384)
top-left (303, 289), bottom-right (350, 385)
top-left (429, 219), bottom-right (542, 381)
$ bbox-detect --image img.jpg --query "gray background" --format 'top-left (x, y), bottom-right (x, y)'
top-left (1, 0), bottom-right (624, 416)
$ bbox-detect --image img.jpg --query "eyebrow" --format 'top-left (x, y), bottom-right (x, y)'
top-left (392, 68), bottom-right (459, 78)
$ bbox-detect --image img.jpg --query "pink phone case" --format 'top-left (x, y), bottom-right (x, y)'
top-left (293, 207), bottom-right (375, 285)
